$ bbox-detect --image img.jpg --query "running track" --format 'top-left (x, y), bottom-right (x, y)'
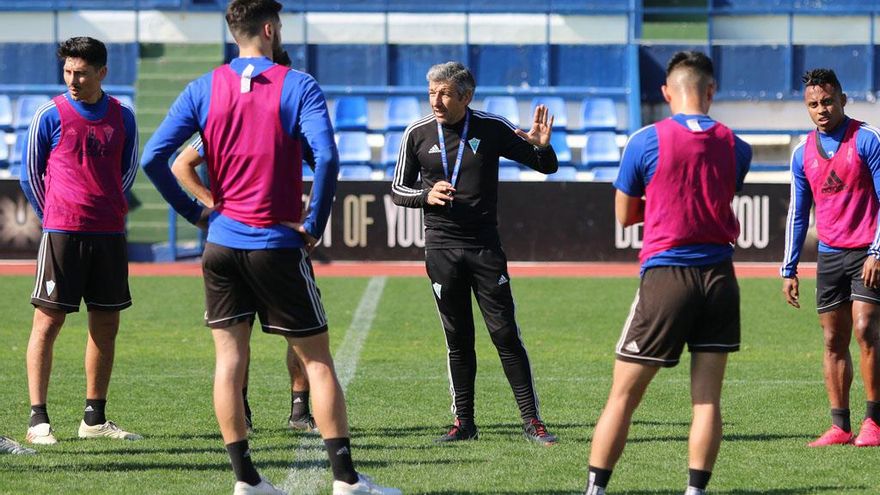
top-left (0, 261), bottom-right (813, 278)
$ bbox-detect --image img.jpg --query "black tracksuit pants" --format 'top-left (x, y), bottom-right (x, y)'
top-left (425, 246), bottom-right (541, 424)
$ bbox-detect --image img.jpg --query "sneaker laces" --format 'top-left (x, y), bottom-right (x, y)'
top-left (529, 419), bottom-right (548, 437)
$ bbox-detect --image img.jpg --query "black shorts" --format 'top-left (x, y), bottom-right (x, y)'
top-left (202, 243), bottom-right (328, 337)
top-left (816, 249), bottom-right (880, 313)
top-left (30, 232), bottom-right (131, 313)
top-left (615, 260), bottom-right (740, 368)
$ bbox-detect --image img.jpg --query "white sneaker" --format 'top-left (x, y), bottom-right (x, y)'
top-left (78, 420), bottom-right (142, 440)
top-left (26, 423), bottom-right (57, 445)
top-left (333, 473), bottom-right (402, 495)
top-left (0, 436), bottom-right (37, 455)
top-left (233, 476), bottom-right (286, 495)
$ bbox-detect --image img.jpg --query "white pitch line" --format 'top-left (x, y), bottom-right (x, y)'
top-left (281, 276), bottom-right (387, 495)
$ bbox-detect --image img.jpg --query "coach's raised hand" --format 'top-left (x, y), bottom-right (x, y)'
top-left (515, 104), bottom-right (554, 148)
top-left (427, 180), bottom-right (455, 206)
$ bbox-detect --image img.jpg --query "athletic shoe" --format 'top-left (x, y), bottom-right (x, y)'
top-left (0, 436), bottom-right (37, 455)
top-left (523, 418), bottom-right (557, 446)
top-left (854, 418), bottom-right (880, 447)
top-left (807, 425), bottom-right (853, 447)
top-left (78, 420), bottom-right (143, 441)
top-left (332, 473), bottom-right (402, 495)
top-left (233, 476), bottom-right (286, 495)
top-left (434, 419), bottom-right (478, 443)
top-left (288, 414), bottom-right (319, 433)
top-left (25, 423), bottom-right (57, 445)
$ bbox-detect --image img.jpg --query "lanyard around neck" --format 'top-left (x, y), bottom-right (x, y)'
top-left (437, 110), bottom-right (470, 187)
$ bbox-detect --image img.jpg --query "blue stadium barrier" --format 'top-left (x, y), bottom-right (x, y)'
top-left (336, 131), bottom-right (371, 165)
top-left (104, 43), bottom-right (139, 86)
top-left (308, 44), bottom-right (388, 86)
top-left (550, 45), bottom-right (629, 88)
top-left (381, 131), bottom-right (403, 168)
top-left (483, 96), bottom-right (520, 128)
top-left (338, 164), bottom-right (373, 180)
top-left (581, 132), bottom-right (620, 170)
top-left (713, 45), bottom-right (788, 99)
top-left (793, 45), bottom-right (872, 97)
top-left (498, 162), bottom-right (522, 181)
top-left (471, 45), bottom-right (548, 87)
top-left (0, 44), bottom-right (58, 85)
top-left (333, 96), bottom-right (368, 131)
top-left (389, 45), bottom-right (467, 86)
top-left (639, 44), bottom-right (706, 103)
top-left (385, 96), bottom-right (420, 131)
top-left (0, 95), bottom-right (12, 130)
top-left (580, 97), bottom-right (617, 132)
top-left (591, 166), bottom-right (620, 182)
top-left (549, 130), bottom-right (571, 165)
top-left (546, 165), bottom-right (577, 182)
top-left (14, 95), bottom-right (50, 129)
top-left (532, 96), bottom-right (567, 130)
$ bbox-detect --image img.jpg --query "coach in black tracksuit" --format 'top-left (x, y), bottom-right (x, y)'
top-left (390, 61), bottom-right (559, 445)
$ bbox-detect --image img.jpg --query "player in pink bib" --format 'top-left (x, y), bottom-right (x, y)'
top-left (781, 69), bottom-right (880, 448)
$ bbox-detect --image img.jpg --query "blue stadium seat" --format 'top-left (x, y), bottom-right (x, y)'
top-left (386, 96), bottom-right (421, 131)
top-left (498, 163), bottom-right (522, 181)
top-left (337, 131), bottom-right (371, 165)
top-left (550, 131), bottom-right (572, 165)
top-left (14, 95), bottom-right (50, 130)
top-left (338, 164), bottom-right (374, 180)
top-left (591, 166), bottom-right (619, 182)
top-left (531, 96), bottom-right (567, 130)
top-left (0, 133), bottom-right (9, 168)
top-left (0, 95), bottom-right (12, 130)
top-left (334, 96), bottom-right (368, 131)
top-left (12, 130), bottom-right (27, 165)
top-left (381, 132), bottom-right (404, 168)
top-left (546, 165), bottom-right (577, 181)
top-left (581, 97), bottom-right (617, 131)
top-left (581, 132), bottom-right (620, 170)
top-left (483, 96), bottom-right (520, 128)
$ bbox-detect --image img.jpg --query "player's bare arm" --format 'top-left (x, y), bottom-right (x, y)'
top-left (614, 190), bottom-right (645, 226)
top-left (170, 145), bottom-right (214, 208)
top-left (782, 276), bottom-right (800, 309)
top-left (514, 104), bottom-right (554, 148)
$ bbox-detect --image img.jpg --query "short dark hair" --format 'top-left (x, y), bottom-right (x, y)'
top-left (57, 37), bottom-right (107, 69)
top-left (666, 50), bottom-right (714, 79)
top-left (226, 0), bottom-right (282, 40)
top-left (802, 68), bottom-right (842, 94)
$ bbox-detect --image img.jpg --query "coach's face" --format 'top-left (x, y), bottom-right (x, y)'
top-left (63, 57), bottom-right (106, 105)
top-left (804, 83), bottom-right (846, 134)
top-left (429, 81), bottom-right (472, 125)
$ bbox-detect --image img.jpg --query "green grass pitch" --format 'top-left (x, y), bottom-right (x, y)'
top-left (0, 275), bottom-right (877, 494)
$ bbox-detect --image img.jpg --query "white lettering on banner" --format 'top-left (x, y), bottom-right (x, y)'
top-left (615, 195), bottom-right (770, 250)
top-left (343, 194), bottom-right (375, 247)
top-left (383, 195), bottom-right (425, 248)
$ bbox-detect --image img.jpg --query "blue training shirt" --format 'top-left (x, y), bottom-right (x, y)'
top-left (614, 113), bottom-right (752, 272)
top-left (19, 92), bottom-right (139, 229)
top-left (140, 56), bottom-right (339, 250)
top-left (780, 117), bottom-right (880, 277)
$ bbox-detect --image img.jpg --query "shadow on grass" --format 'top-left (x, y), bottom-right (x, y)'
top-left (629, 432), bottom-right (805, 444)
top-left (418, 487), bottom-right (870, 495)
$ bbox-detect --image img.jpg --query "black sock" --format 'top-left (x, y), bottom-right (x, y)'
top-left (324, 437), bottom-right (358, 484)
top-left (83, 398), bottom-right (107, 426)
top-left (291, 390), bottom-right (310, 419)
top-left (225, 439), bottom-right (261, 485)
top-left (831, 408), bottom-right (851, 432)
top-left (866, 401), bottom-right (880, 424)
top-left (586, 465), bottom-right (612, 492)
top-left (688, 468), bottom-right (712, 490)
top-left (29, 404), bottom-right (49, 427)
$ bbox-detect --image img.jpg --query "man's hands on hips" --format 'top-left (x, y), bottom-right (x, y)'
top-left (427, 180), bottom-right (455, 206)
top-left (783, 276), bottom-right (800, 309)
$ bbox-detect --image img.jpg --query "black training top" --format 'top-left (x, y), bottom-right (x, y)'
top-left (390, 108), bottom-right (558, 249)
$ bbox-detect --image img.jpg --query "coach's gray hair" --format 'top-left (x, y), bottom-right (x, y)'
top-left (426, 61), bottom-right (476, 97)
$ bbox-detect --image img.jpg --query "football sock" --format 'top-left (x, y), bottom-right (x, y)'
top-left (291, 390), bottom-right (310, 419)
top-left (687, 468), bottom-right (712, 490)
top-left (324, 437), bottom-right (358, 484)
top-left (83, 398), bottom-right (107, 426)
top-left (225, 439), bottom-right (261, 485)
top-left (831, 408), bottom-right (851, 432)
top-left (29, 404), bottom-right (49, 427)
top-left (866, 401), bottom-right (880, 424)
top-left (585, 466), bottom-right (612, 494)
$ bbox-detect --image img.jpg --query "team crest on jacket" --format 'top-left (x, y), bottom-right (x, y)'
top-left (468, 138), bottom-right (480, 154)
